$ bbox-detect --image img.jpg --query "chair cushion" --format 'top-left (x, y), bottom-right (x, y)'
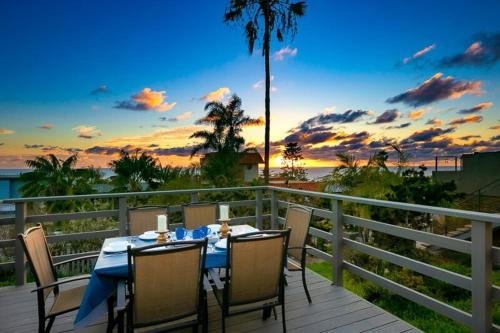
top-left (48, 285), bottom-right (87, 316)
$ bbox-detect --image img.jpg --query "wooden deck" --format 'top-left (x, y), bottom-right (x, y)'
top-left (0, 269), bottom-right (421, 333)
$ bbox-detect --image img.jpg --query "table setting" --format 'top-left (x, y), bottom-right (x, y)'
top-left (74, 204), bottom-right (258, 327)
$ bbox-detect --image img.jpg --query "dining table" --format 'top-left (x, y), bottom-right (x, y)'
top-left (74, 224), bottom-right (259, 328)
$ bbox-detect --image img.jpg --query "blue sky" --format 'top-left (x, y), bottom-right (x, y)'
top-left (1, 0), bottom-right (499, 167)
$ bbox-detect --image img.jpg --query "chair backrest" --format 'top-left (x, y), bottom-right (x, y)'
top-left (127, 239), bottom-right (207, 327)
top-left (128, 206), bottom-right (167, 235)
top-left (284, 205), bottom-right (312, 261)
top-left (18, 224), bottom-right (56, 299)
top-left (182, 203), bottom-right (217, 229)
top-left (226, 230), bottom-right (290, 306)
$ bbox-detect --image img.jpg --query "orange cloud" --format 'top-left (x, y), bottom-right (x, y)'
top-left (425, 118), bottom-right (443, 126)
top-left (0, 128), bottom-right (15, 135)
top-left (449, 115), bottom-right (483, 126)
top-left (201, 87), bottom-right (231, 102)
top-left (244, 116), bottom-right (265, 127)
top-left (408, 108), bottom-right (427, 120)
top-left (38, 123), bottom-right (54, 129)
top-left (115, 88), bottom-right (176, 112)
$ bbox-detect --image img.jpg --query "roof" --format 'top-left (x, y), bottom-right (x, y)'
top-left (238, 152), bottom-right (264, 165)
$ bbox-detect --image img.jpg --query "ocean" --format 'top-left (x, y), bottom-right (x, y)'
top-left (1, 166), bottom-right (456, 180)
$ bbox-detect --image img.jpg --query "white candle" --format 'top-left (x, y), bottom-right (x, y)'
top-left (220, 205), bottom-right (229, 220)
top-left (157, 215), bottom-right (167, 232)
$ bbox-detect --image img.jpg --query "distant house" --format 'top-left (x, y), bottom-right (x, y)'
top-left (201, 152), bottom-right (264, 182)
top-left (433, 151), bottom-right (500, 195)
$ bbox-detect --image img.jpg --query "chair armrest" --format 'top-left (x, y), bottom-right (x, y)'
top-left (32, 275), bottom-right (91, 292)
top-left (208, 269), bottom-right (224, 290)
top-left (115, 280), bottom-right (128, 312)
top-left (54, 254), bottom-right (99, 267)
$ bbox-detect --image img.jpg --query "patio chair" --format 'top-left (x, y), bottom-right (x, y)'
top-left (209, 229), bottom-right (291, 333)
top-left (284, 205), bottom-right (313, 303)
top-left (17, 224), bottom-right (99, 333)
top-left (117, 239), bottom-right (208, 333)
top-left (182, 203), bottom-right (218, 230)
top-left (128, 206), bottom-right (168, 235)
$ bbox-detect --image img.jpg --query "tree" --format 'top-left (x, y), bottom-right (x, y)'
top-left (224, 0), bottom-right (306, 183)
top-left (280, 142), bottom-right (307, 181)
top-left (19, 154), bottom-right (102, 212)
top-left (190, 95), bottom-right (260, 185)
top-left (109, 150), bottom-right (160, 192)
top-left (190, 94), bottom-right (259, 156)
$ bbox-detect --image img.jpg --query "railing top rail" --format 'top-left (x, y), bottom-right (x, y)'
top-left (3, 184), bottom-right (499, 224)
top-left (1, 186), bottom-right (267, 204)
top-left (267, 186), bottom-right (500, 224)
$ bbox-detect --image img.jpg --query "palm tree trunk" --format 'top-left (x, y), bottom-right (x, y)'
top-left (263, 1), bottom-right (271, 184)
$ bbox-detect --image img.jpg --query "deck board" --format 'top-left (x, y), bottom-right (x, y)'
top-left (0, 270), bottom-right (421, 332)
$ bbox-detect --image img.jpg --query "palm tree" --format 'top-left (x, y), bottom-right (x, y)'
top-left (190, 94), bottom-right (260, 156)
top-left (224, 0), bottom-right (306, 183)
top-left (19, 154), bottom-right (102, 212)
top-left (109, 150), bottom-right (160, 192)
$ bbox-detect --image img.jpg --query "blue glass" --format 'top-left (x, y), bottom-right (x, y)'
top-left (200, 226), bottom-right (211, 237)
top-left (176, 227), bottom-right (187, 240)
top-left (192, 229), bottom-right (203, 239)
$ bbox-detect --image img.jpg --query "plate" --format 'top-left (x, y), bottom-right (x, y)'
top-left (139, 233), bottom-right (157, 241)
top-left (207, 224), bottom-right (221, 233)
top-left (103, 241), bottom-right (135, 253)
top-left (215, 238), bottom-right (227, 249)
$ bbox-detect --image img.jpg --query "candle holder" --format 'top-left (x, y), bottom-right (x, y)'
top-left (219, 218), bottom-right (230, 239)
top-left (156, 230), bottom-right (169, 244)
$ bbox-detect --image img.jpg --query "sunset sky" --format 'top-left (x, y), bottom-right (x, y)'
top-left (1, 0), bottom-right (499, 168)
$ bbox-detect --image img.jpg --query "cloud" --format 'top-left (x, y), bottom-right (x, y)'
top-left (492, 135), bottom-right (500, 141)
top-left (371, 109), bottom-right (400, 124)
top-left (402, 44), bottom-right (436, 64)
top-left (459, 135), bottom-right (481, 141)
top-left (273, 46), bottom-right (298, 60)
top-left (408, 108), bottom-right (427, 120)
top-left (386, 73), bottom-right (482, 107)
top-left (449, 115), bottom-right (483, 126)
top-left (0, 143), bottom-right (3, 146)
top-left (458, 102), bottom-right (493, 114)
top-left (253, 76), bottom-right (277, 92)
top-left (324, 106), bottom-right (336, 113)
top-left (84, 145), bottom-right (193, 157)
top-left (490, 125), bottom-right (500, 130)
top-left (115, 88), bottom-right (176, 112)
top-left (243, 116), bottom-right (265, 127)
top-left (440, 33), bottom-right (500, 67)
top-left (165, 112), bottom-right (193, 122)
top-left (302, 109), bottom-right (370, 128)
top-left (90, 85), bottom-right (109, 95)
top-left (200, 87), bottom-right (231, 102)
top-left (386, 122), bottom-right (411, 129)
top-left (24, 144), bottom-right (44, 149)
top-left (73, 125), bottom-right (102, 139)
top-left (425, 118), bottom-right (443, 126)
top-left (0, 128), bottom-right (15, 135)
top-left (38, 123), bottom-right (54, 130)
top-left (401, 127), bottom-right (455, 143)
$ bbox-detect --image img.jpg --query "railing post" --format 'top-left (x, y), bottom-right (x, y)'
top-left (255, 189), bottom-right (263, 229)
top-left (270, 190), bottom-right (278, 229)
top-left (118, 197), bottom-right (128, 236)
top-left (471, 220), bottom-right (492, 333)
top-left (191, 192), bottom-right (199, 203)
top-left (331, 199), bottom-right (343, 286)
top-left (15, 201), bottom-right (27, 286)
